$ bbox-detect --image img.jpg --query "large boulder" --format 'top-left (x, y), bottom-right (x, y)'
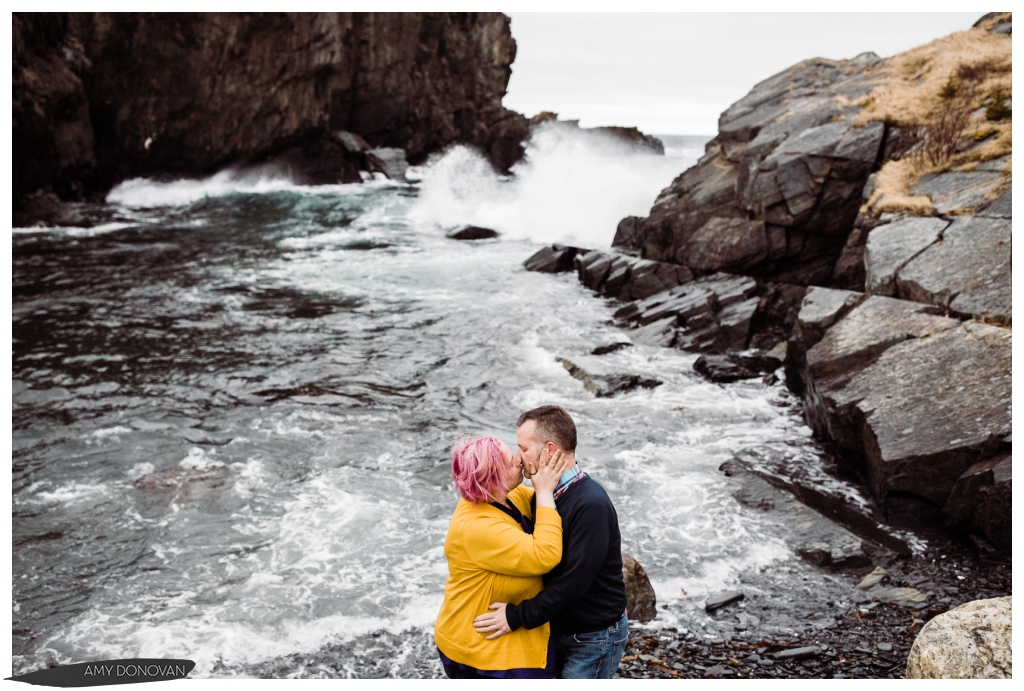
top-left (895, 216), bottom-right (1011, 326)
top-left (621, 553), bottom-right (657, 622)
top-left (787, 294), bottom-right (1012, 530)
top-left (618, 53), bottom-right (889, 285)
top-left (523, 244), bottom-right (584, 273)
top-left (906, 597), bottom-right (1012, 678)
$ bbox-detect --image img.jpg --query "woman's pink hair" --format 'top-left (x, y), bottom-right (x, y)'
top-left (450, 435), bottom-right (510, 505)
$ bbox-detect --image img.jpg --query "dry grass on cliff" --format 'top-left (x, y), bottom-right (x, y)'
top-left (855, 14), bottom-right (1012, 215)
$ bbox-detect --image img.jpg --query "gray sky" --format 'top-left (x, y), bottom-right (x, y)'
top-left (504, 13), bottom-right (983, 135)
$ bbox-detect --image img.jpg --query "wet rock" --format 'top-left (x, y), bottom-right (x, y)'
top-left (706, 592), bottom-right (744, 613)
top-left (942, 454), bottom-right (1008, 525)
top-left (12, 191), bottom-right (88, 228)
top-left (788, 295), bottom-right (1011, 530)
top-left (523, 244), bottom-right (583, 273)
top-left (896, 216), bottom-right (1011, 325)
top-left (693, 352), bottom-right (781, 383)
top-left (446, 225), bottom-right (499, 240)
top-left (555, 357), bottom-right (661, 398)
top-left (333, 130), bottom-right (371, 154)
top-left (622, 553), bottom-right (657, 623)
top-left (365, 147), bottom-right (408, 181)
top-left (250, 134), bottom-right (364, 184)
top-left (621, 53), bottom-right (887, 284)
top-left (905, 596), bottom-right (1012, 678)
top-left (775, 646), bottom-right (820, 660)
top-left (724, 459), bottom-right (874, 570)
top-left (864, 217), bottom-right (948, 297)
top-left (909, 171), bottom-right (1005, 215)
top-left (866, 586), bottom-right (928, 609)
top-left (13, 14), bottom-right (95, 207)
top-left (971, 455), bottom-right (1011, 553)
top-left (591, 342), bottom-right (632, 356)
top-left (612, 216), bottom-right (644, 252)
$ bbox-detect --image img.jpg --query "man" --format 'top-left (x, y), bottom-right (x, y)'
top-left (473, 405), bottom-right (629, 679)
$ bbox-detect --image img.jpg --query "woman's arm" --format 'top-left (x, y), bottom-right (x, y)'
top-left (465, 509), bottom-right (562, 576)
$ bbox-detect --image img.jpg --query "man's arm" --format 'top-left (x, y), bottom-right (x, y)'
top-left (477, 500), bottom-right (612, 636)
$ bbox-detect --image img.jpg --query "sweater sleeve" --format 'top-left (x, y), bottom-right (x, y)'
top-left (465, 506), bottom-right (562, 577)
top-left (504, 500), bottom-right (610, 631)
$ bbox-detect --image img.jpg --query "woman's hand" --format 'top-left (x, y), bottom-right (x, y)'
top-left (530, 445), bottom-right (571, 497)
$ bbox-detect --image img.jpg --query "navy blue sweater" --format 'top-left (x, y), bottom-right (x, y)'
top-left (505, 475), bottom-right (628, 634)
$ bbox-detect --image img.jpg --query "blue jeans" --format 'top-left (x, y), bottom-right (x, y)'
top-left (554, 613), bottom-right (629, 679)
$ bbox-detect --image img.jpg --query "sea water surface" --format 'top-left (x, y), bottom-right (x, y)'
top-left (13, 132), bottom-right (879, 677)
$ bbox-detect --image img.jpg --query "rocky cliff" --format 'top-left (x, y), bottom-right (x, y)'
top-left (13, 12), bottom-right (529, 219)
top-left (526, 14), bottom-right (1012, 555)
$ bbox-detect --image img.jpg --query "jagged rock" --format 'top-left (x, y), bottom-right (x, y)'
top-left (447, 225), bottom-right (499, 240)
top-left (365, 147), bottom-right (408, 181)
top-left (333, 130), bottom-right (371, 154)
top-left (905, 597), bottom-right (1012, 678)
top-left (942, 454), bottom-right (1008, 525)
top-left (13, 14), bottom-right (95, 208)
top-left (693, 352), bottom-right (781, 383)
top-left (972, 455), bottom-right (1011, 553)
top-left (624, 53), bottom-right (888, 284)
top-left (622, 553), bottom-right (657, 622)
top-left (523, 244), bottom-right (583, 273)
top-left (12, 191), bottom-right (88, 228)
top-left (16, 12), bottom-right (527, 204)
top-left (896, 216), bottom-right (1011, 325)
top-left (705, 592), bottom-right (744, 613)
top-left (864, 217), bottom-right (949, 296)
top-left (612, 216), bottom-right (644, 252)
top-left (591, 342), bottom-right (632, 356)
top-left (249, 135), bottom-right (364, 184)
top-left (788, 286), bottom-right (865, 355)
top-left (909, 171), bottom-right (1005, 214)
top-left (555, 356), bottom-right (661, 398)
top-left (789, 295), bottom-right (1011, 529)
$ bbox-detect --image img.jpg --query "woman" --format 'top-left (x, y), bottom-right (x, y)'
top-left (434, 435), bottom-right (570, 678)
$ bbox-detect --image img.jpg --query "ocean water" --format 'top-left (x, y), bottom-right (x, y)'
top-left (13, 130), bottom-right (885, 678)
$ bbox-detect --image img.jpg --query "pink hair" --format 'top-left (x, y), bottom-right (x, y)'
top-left (450, 435), bottom-right (509, 505)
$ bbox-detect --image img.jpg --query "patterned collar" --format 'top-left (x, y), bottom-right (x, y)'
top-left (553, 464), bottom-right (587, 499)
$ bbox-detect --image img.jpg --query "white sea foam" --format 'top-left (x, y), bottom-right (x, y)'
top-left (178, 447), bottom-right (224, 470)
top-left (408, 125), bottom-right (699, 247)
top-left (106, 170), bottom-right (400, 208)
top-left (35, 483), bottom-right (107, 504)
top-left (90, 426), bottom-right (133, 439)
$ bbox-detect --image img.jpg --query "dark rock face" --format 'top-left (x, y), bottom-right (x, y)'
top-left (693, 353), bottom-right (782, 383)
top-left (446, 225), bottom-right (499, 240)
top-left (622, 553), bottom-right (657, 623)
top-left (15, 12), bottom-right (529, 218)
top-left (365, 148), bottom-right (409, 182)
top-left (13, 14), bottom-right (96, 206)
top-left (619, 54), bottom-right (888, 285)
top-left (786, 292), bottom-right (1012, 536)
top-left (522, 244), bottom-right (584, 273)
top-left (555, 357), bottom-right (661, 398)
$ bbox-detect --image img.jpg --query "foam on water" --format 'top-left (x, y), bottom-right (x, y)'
top-left (408, 126), bottom-right (701, 247)
top-left (106, 169), bottom-right (400, 208)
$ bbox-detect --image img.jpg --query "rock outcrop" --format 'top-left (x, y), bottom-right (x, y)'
top-left (905, 596), bottom-right (1012, 678)
top-left (14, 12), bottom-right (530, 221)
top-left (616, 52), bottom-right (888, 286)
top-left (785, 289), bottom-right (1011, 532)
top-left (621, 553), bottom-right (657, 622)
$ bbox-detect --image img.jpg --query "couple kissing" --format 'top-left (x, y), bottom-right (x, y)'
top-left (434, 405), bottom-right (630, 679)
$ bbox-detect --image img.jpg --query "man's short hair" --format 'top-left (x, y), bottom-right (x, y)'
top-left (517, 405), bottom-right (577, 452)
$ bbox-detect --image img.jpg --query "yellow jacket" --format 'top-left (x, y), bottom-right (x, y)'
top-left (434, 484), bottom-right (562, 670)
